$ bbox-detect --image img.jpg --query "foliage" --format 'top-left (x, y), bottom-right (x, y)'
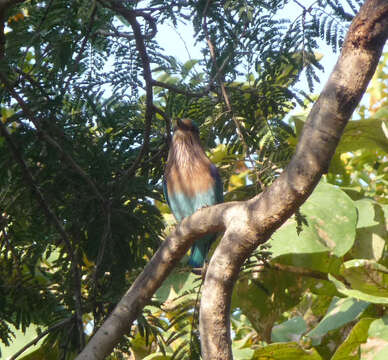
top-left (0, 0), bottom-right (386, 359)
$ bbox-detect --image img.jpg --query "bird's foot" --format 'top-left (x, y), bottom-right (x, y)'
top-left (191, 267), bottom-right (202, 276)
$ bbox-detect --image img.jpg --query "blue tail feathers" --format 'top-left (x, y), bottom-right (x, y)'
top-left (188, 234), bottom-right (215, 268)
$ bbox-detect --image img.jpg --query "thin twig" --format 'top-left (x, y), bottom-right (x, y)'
top-left (152, 80), bottom-right (210, 98)
top-left (92, 200), bottom-right (112, 284)
top-left (102, 0), bottom-right (155, 181)
top-left (201, 1), bottom-right (263, 191)
top-left (9, 317), bottom-right (74, 360)
top-left (62, 0), bottom-right (97, 95)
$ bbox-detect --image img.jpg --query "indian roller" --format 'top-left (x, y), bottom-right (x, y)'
top-left (163, 118), bottom-right (223, 268)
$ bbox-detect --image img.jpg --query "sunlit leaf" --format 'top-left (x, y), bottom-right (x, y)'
top-left (306, 297), bottom-right (369, 345)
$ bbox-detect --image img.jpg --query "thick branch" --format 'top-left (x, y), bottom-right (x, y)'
top-left (75, 0), bottom-right (387, 359)
top-left (199, 0), bottom-right (388, 358)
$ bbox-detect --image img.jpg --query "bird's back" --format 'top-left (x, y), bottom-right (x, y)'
top-left (165, 160), bottom-right (218, 221)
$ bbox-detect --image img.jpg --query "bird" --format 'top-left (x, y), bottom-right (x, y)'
top-left (163, 118), bottom-right (223, 269)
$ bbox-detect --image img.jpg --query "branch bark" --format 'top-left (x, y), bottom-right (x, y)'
top-left (200, 0), bottom-right (388, 358)
top-left (75, 0), bottom-right (387, 359)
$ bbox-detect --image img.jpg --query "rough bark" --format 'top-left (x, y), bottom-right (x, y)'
top-left (75, 0), bottom-right (388, 359)
top-left (199, 0), bottom-right (388, 358)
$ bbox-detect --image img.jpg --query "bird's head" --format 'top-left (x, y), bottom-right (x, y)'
top-left (173, 118), bottom-right (200, 142)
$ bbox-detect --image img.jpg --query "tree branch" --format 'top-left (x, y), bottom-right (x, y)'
top-left (199, 0), bottom-right (388, 358)
top-left (75, 0), bottom-right (387, 359)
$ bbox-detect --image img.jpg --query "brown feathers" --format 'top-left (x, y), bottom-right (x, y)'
top-left (165, 119), bottom-right (214, 197)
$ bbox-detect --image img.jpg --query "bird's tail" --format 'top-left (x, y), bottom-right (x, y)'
top-left (188, 234), bottom-right (216, 268)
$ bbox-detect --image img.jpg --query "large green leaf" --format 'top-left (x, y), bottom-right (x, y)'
top-left (360, 316), bottom-right (388, 359)
top-left (329, 275), bottom-right (388, 304)
top-left (351, 202), bottom-right (387, 261)
top-left (232, 344), bottom-right (255, 360)
top-left (373, 346), bottom-right (388, 360)
top-left (252, 342), bottom-right (322, 359)
top-left (335, 118), bottom-right (388, 154)
top-left (355, 199), bottom-right (379, 228)
top-left (369, 316), bottom-right (388, 340)
top-left (331, 318), bottom-right (374, 360)
top-left (306, 297), bottom-right (369, 345)
top-left (269, 183), bottom-right (357, 272)
top-left (271, 316), bottom-right (307, 343)
top-left (340, 260), bottom-right (388, 298)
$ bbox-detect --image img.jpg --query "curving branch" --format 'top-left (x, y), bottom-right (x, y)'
top-left (199, 0), bottom-right (388, 358)
top-left (75, 0), bottom-right (387, 359)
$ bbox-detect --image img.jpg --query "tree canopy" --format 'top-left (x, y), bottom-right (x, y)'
top-left (0, 0), bottom-right (387, 359)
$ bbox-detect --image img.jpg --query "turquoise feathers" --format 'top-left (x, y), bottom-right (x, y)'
top-left (163, 118), bottom-right (223, 268)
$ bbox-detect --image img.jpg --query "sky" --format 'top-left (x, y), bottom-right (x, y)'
top-left (154, 1), bottom-right (340, 99)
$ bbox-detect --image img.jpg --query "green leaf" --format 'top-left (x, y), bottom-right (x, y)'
top-left (232, 344), bottom-right (255, 360)
top-left (271, 316), bottom-right (307, 343)
top-left (252, 342), bottom-right (322, 359)
top-left (336, 119), bottom-right (388, 153)
top-left (355, 199), bottom-right (379, 228)
top-left (374, 346), bottom-right (388, 360)
top-left (352, 202), bottom-right (387, 261)
top-left (340, 260), bottom-right (388, 298)
top-left (329, 275), bottom-right (388, 304)
top-left (369, 316), bottom-right (388, 340)
top-left (360, 317), bottom-right (388, 359)
top-left (269, 183), bottom-right (357, 272)
top-left (331, 318), bottom-right (374, 360)
top-left (306, 297), bottom-right (369, 345)
top-left (154, 270), bottom-right (198, 303)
